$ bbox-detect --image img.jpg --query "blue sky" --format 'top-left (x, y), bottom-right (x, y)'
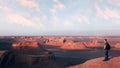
top-left (0, 0), bottom-right (120, 36)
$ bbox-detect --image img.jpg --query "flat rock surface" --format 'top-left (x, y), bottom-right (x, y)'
top-left (68, 57), bottom-right (120, 68)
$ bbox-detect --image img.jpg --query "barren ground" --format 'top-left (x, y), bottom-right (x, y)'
top-left (44, 45), bottom-right (120, 67)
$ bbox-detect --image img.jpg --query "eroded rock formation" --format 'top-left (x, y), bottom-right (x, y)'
top-left (12, 41), bottom-right (39, 49)
top-left (114, 43), bottom-right (120, 48)
top-left (0, 51), bottom-right (62, 68)
top-left (68, 57), bottom-right (120, 68)
top-left (61, 40), bottom-right (87, 50)
top-left (12, 41), bottom-right (44, 55)
top-left (45, 37), bottom-right (65, 46)
top-left (82, 40), bottom-right (99, 47)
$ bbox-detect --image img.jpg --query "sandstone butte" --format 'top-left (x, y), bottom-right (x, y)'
top-left (12, 41), bottom-right (39, 49)
top-left (61, 40), bottom-right (87, 50)
top-left (11, 41), bottom-right (44, 55)
top-left (0, 51), bottom-right (63, 68)
top-left (45, 37), bottom-right (100, 47)
top-left (68, 57), bottom-right (120, 68)
top-left (45, 37), bottom-right (65, 46)
top-left (82, 40), bottom-right (99, 47)
top-left (114, 43), bottom-right (120, 48)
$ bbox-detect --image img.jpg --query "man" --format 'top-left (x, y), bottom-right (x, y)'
top-left (103, 39), bottom-right (111, 61)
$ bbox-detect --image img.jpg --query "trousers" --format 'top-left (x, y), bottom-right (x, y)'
top-left (104, 50), bottom-right (109, 60)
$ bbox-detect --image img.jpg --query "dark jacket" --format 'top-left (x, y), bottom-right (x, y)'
top-left (104, 42), bottom-right (111, 50)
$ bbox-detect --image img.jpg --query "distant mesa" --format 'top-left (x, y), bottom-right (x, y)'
top-left (114, 43), bottom-right (120, 48)
top-left (12, 41), bottom-right (44, 55)
top-left (45, 37), bottom-right (65, 46)
top-left (68, 57), bottom-right (120, 68)
top-left (44, 37), bottom-right (100, 50)
top-left (12, 41), bottom-right (39, 48)
top-left (0, 41), bottom-right (60, 68)
top-left (61, 40), bottom-right (87, 50)
top-left (82, 40), bottom-right (99, 47)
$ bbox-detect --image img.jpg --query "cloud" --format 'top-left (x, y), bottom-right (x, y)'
top-left (113, 19), bottom-right (120, 24)
top-left (104, 8), bottom-right (120, 18)
top-left (0, 4), bottom-right (45, 28)
top-left (95, 3), bottom-right (120, 20)
top-left (0, 5), bottom-right (12, 12)
top-left (52, 15), bottom-right (59, 23)
top-left (8, 13), bottom-right (36, 27)
top-left (0, 5), bottom-right (36, 27)
top-left (50, 15), bottom-right (74, 31)
top-left (50, 0), bottom-right (66, 14)
top-left (31, 15), bottom-right (47, 25)
top-left (53, 0), bottom-right (65, 9)
top-left (108, 0), bottom-right (120, 6)
top-left (8, 12), bottom-right (47, 28)
top-left (95, 4), bottom-right (109, 20)
top-left (50, 8), bottom-right (57, 14)
top-left (75, 15), bottom-right (89, 24)
top-left (50, 15), bottom-right (61, 29)
top-left (18, 0), bottom-right (40, 11)
top-left (31, 16), bottom-right (47, 30)
top-left (63, 20), bottom-right (74, 29)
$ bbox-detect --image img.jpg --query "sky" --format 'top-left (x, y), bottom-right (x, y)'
top-left (0, 0), bottom-right (120, 36)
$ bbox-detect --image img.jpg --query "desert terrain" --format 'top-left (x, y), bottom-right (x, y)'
top-left (0, 36), bottom-right (120, 68)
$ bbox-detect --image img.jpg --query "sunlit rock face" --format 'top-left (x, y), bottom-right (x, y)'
top-left (45, 37), bottom-right (65, 46)
top-left (83, 40), bottom-right (99, 47)
top-left (114, 43), bottom-right (120, 48)
top-left (12, 41), bottom-right (39, 48)
top-left (43, 36), bottom-right (100, 48)
top-left (0, 41), bottom-right (58, 68)
top-left (12, 41), bottom-right (44, 55)
top-left (61, 40), bottom-right (87, 50)
top-left (68, 57), bottom-right (120, 68)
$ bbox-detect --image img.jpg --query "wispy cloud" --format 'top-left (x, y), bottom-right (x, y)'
top-left (8, 13), bottom-right (36, 27)
top-left (75, 15), bottom-right (89, 24)
top-left (112, 19), bottom-right (120, 24)
top-left (95, 4), bottom-right (108, 20)
top-left (18, 0), bottom-right (40, 11)
top-left (50, 15), bottom-right (61, 29)
top-left (50, 15), bottom-right (74, 31)
top-left (0, 5), bottom-right (36, 27)
top-left (32, 15), bottom-right (47, 23)
top-left (0, 5), bottom-right (12, 12)
top-left (108, 0), bottom-right (120, 6)
top-left (8, 12), bottom-right (47, 28)
top-left (104, 8), bottom-right (120, 19)
top-left (52, 15), bottom-right (59, 23)
top-left (95, 3), bottom-right (120, 20)
top-left (0, 4), bottom-right (45, 28)
top-left (50, 0), bottom-right (66, 14)
top-left (63, 20), bottom-right (74, 29)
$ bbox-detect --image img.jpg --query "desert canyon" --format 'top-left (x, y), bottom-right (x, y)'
top-left (0, 36), bottom-right (120, 68)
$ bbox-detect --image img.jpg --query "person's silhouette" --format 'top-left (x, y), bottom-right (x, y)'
top-left (103, 39), bottom-right (111, 61)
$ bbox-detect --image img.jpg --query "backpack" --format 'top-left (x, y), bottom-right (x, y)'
top-left (106, 43), bottom-right (111, 50)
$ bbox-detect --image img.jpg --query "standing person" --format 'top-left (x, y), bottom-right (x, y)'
top-left (103, 39), bottom-right (111, 61)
